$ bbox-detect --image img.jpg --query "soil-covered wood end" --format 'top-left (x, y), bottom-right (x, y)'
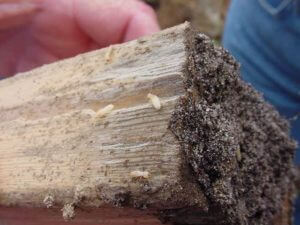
top-left (168, 27), bottom-right (297, 225)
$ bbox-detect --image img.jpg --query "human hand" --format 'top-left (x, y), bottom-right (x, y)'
top-left (0, 0), bottom-right (160, 77)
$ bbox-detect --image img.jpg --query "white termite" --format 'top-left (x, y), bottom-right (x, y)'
top-left (147, 93), bottom-right (161, 110)
top-left (95, 104), bottom-right (114, 118)
top-left (105, 45), bottom-right (114, 63)
top-left (130, 170), bottom-right (150, 179)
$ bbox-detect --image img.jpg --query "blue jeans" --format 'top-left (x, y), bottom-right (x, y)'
top-left (223, 0), bottom-right (300, 223)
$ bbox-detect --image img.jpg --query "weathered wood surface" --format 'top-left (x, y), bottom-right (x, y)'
top-left (0, 23), bottom-right (205, 224)
top-left (0, 23), bottom-right (296, 225)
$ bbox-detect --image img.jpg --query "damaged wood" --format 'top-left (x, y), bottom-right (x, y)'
top-left (0, 23), bottom-right (296, 225)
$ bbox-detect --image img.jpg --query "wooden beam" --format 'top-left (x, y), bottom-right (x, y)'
top-left (0, 23), bottom-right (296, 225)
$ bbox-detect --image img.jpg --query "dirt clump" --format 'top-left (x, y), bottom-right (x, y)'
top-left (169, 31), bottom-right (297, 225)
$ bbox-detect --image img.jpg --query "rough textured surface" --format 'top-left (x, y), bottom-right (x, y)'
top-left (0, 23), bottom-right (296, 225)
top-left (0, 23), bottom-right (208, 224)
top-left (169, 32), bottom-right (297, 225)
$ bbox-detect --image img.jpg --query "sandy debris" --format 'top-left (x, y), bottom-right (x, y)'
top-left (236, 148), bottom-right (242, 162)
top-left (81, 109), bottom-right (96, 118)
top-left (62, 203), bottom-right (75, 221)
top-left (43, 194), bottom-right (55, 208)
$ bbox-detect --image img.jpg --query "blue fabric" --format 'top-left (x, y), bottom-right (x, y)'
top-left (223, 0), bottom-right (300, 223)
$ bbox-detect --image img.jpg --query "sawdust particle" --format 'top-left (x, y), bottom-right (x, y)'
top-left (62, 203), bottom-right (75, 221)
top-left (43, 194), bottom-right (54, 208)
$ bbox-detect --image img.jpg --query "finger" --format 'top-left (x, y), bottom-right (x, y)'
top-left (29, 0), bottom-right (91, 58)
top-left (122, 3), bottom-right (160, 42)
top-left (73, 0), bottom-right (160, 48)
top-left (0, 1), bottom-right (39, 30)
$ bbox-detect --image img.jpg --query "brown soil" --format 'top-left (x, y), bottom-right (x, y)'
top-left (168, 29), bottom-right (297, 225)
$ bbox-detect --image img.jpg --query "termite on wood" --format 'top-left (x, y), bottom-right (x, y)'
top-left (95, 104), bottom-right (114, 118)
top-left (130, 170), bottom-right (150, 180)
top-left (147, 93), bottom-right (161, 110)
top-left (105, 45), bottom-right (115, 63)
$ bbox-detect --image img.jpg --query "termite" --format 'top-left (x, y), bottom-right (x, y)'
top-left (147, 93), bottom-right (161, 110)
top-left (130, 170), bottom-right (150, 180)
top-left (105, 45), bottom-right (114, 63)
top-left (95, 104), bottom-right (114, 118)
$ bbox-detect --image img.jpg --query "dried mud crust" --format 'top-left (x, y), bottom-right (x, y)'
top-left (169, 31), bottom-right (297, 225)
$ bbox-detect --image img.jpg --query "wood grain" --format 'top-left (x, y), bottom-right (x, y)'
top-left (0, 23), bottom-right (295, 225)
top-left (0, 23), bottom-right (207, 224)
